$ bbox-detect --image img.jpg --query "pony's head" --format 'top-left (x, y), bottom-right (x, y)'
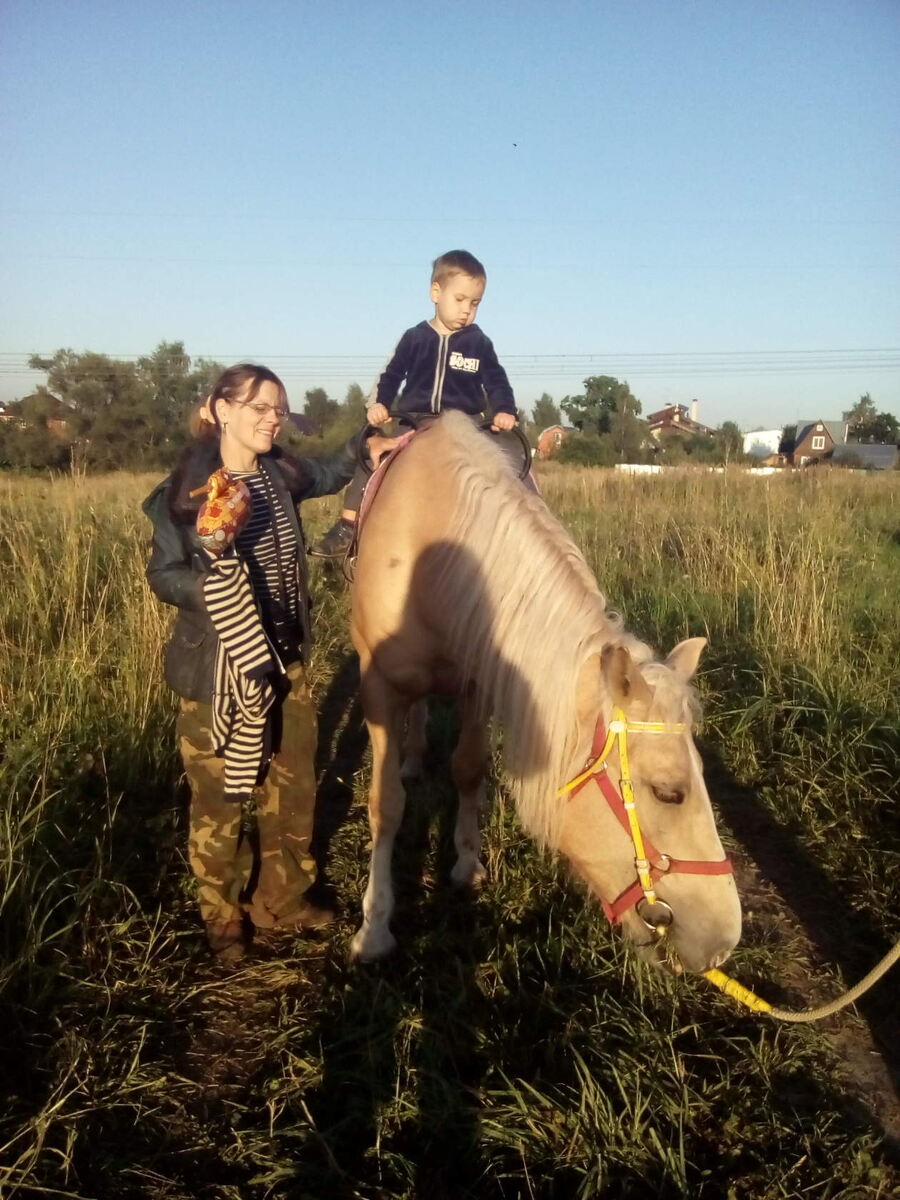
top-left (558, 637), bottom-right (741, 974)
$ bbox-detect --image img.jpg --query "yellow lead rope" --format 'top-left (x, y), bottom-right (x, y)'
top-left (703, 968), bottom-right (774, 1013)
top-left (703, 941), bottom-right (900, 1022)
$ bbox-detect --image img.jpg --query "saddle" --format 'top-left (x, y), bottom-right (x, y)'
top-left (342, 426), bottom-right (421, 575)
top-left (343, 416), bottom-right (534, 578)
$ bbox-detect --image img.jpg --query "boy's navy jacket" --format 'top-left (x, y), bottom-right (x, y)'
top-left (372, 321), bottom-right (516, 418)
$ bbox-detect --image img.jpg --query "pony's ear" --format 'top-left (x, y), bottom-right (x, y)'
top-left (601, 644), bottom-right (653, 709)
top-left (665, 637), bottom-right (707, 682)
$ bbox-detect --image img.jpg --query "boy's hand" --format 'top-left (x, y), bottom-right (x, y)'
top-left (367, 403), bottom-right (391, 426)
top-left (491, 412), bottom-right (517, 432)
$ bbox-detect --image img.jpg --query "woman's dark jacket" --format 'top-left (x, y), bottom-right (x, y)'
top-left (143, 437), bottom-right (357, 704)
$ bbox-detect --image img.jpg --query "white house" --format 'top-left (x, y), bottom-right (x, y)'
top-left (742, 429), bottom-right (783, 458)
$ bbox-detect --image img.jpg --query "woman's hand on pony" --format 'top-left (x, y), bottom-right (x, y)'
top-left (366, 433), bottom-right (404, 471)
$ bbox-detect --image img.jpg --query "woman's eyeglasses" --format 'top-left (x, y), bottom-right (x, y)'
top-left (237, 400), bottom-right (290, 420)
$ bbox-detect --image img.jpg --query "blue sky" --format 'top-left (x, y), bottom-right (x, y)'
top-left (1, 0), bottom-right (897, 429)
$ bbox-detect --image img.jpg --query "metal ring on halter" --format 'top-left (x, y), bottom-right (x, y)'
top-left (478, 420), bottom-right (533, 480)
top-left (635, 898), bottom-right (674, 937)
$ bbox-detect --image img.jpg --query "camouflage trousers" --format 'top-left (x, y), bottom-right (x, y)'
top-left (177, 660), bottom-right (319, 929)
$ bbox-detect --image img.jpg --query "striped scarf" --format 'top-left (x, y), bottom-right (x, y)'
top-left (203, 554), bottom-right (285, 801)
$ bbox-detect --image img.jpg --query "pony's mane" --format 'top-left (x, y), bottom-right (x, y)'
top-left (424, 414), bottom-right (663, 845)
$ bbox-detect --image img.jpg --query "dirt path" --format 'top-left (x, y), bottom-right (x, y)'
top-left (733, 858), bottom-right (899, 1140)
top-left (705, 749), bottom-right (900, 1150)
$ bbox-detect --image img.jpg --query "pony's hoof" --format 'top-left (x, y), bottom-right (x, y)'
top-left (349, 925), bottom-right (397, 962)
top-left (451, 858), bottom-right (488, 889)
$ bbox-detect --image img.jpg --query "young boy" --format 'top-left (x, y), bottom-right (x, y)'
top-left (310, 249), bottom-right (518, 557)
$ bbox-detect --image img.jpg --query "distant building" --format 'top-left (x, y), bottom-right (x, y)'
top-left (46, 417), bottom-right (69, 439)
top-left (0, 394), bottom-right (69, 435)
top-left (831, 443), bottom-right (898, 471)
top-left (646, 401), bottom-right (713, 441)
top-left (0, 403), bottom-right (26, 430)
top-left (742, 429), bottom-right (783, 459)
top-left (792, 419), bottom-right (847, 467)
top-left (535, 424), bottom-right (575, 460)
top-left (287, 412), bottom-right (317, 437)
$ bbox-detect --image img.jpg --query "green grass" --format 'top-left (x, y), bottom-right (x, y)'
top-left (0, 466), bottom-right (898, 1199)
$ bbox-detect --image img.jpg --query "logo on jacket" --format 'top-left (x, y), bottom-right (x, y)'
top-left (449, 352), bottom-right (480, 373)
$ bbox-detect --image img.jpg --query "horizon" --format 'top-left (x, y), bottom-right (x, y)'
top-left (2, 2), bottom-right (898, 429)
top-left (1, 348), bottom-right (889, 437)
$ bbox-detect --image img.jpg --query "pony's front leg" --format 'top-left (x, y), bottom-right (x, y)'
top-left (450, 690), bottom-right (489, 888)
top-left (350, 676), bottom-right (408, 961)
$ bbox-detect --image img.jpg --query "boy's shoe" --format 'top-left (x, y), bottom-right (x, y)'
top-left (309, 519), bottom-right (354, 558)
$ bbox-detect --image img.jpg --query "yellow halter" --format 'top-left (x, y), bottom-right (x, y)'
top-left (558, 707), bottom-right (691, 923)
top-left (560, 710), bottom-right (900, 1020)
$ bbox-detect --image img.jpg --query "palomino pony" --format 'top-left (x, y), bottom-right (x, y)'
top-left (349, 412), bottom-right (741, 974)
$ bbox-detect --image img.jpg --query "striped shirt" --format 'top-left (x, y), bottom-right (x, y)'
top-left (232, 470), bottom-right (301, 661)
top-left (203, 554), bottom-right (281, 801)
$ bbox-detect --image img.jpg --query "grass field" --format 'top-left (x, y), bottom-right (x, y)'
top-left (1, 465), bottom-right (898, 1199)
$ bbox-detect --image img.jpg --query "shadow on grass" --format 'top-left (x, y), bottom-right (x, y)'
top-left (0, 727), bottom-right (188, 1093)
top-left (298, 700), bottom-right (492, 1197)
top-left (701, 738), bottom-right (900, 1154)
top-left (311, 651), bottom-right (368, 898)
top-left (5, 709), bottom-right (897, 1197)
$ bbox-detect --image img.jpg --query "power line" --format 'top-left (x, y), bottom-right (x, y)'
top-left (2, 348), bottom-right (897, 364)
top-left (4, 208), bottom-right (899, 225)
top-left (1, 349), bottom-right (897, 388)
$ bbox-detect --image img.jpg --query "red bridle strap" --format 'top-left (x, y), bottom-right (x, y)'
top-left (567, 715), bottom-right (733, 925)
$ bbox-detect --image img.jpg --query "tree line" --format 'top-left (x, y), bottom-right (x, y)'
top-left (0, 341), bottom-right (894, 472)
top-left (840, 393), bottom-right (898, 445)
top-left (0, 343), bottom-right (371, 471)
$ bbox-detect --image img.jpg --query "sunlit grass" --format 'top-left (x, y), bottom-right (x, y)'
top-left (0, 466), bottom-right (898, 1198)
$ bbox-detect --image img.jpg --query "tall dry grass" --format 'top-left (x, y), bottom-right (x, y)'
top-left (0, 465), bottom-right (897, 1199)
top-left (538, 465), bottom-right (900, 916)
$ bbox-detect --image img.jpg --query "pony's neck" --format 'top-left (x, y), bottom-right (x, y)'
top-left (431, 414), bottom-right (630, 845)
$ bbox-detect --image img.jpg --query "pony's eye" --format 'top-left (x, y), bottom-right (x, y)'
top-left (652, 786), bottom-right (685, 805)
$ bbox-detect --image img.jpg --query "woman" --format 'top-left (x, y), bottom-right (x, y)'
top-left (144, 363), bottom-right (393, 961)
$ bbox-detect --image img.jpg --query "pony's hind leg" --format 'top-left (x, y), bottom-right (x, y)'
top-left (400, 698), bottom-right (428, 780)
top-left (450, 689), bottom-right (489, 888)
top-left (350, 669), bottom-right (408, 961)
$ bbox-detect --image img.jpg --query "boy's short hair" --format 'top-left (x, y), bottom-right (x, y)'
top-left (431, 249), bottom-right (486, 285)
